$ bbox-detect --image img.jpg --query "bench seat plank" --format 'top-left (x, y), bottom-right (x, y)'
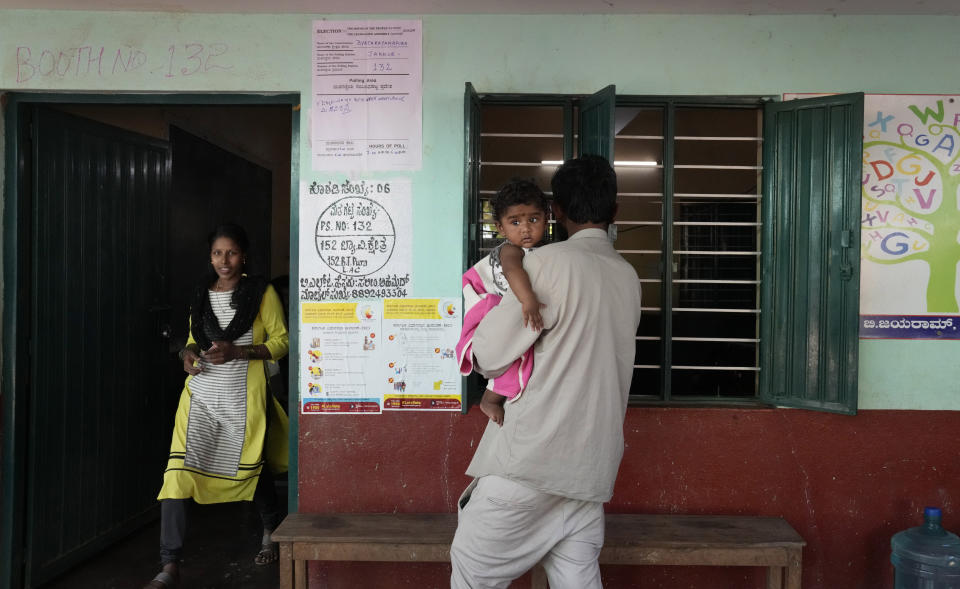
top-left (273, 512), bottom-right (805, 589)
top-left (605, 514), bottom-right (804, 548)
top-left (275, 513), bottom-right (458, 545)
top-left (291, 542), bottom-right (452, 562)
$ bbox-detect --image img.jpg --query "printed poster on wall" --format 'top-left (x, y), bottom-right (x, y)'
top-left (311, 19), bottom-right (422, 171)
top-left (859, 95), bottom-right (960, 339)
top-left (300, 302), bottom-right (383, 414)
top-left (786, 94), bottom-right (960, 340)
top-left (381, 298), bottom-right (462, 411)
top-left (299, 299), bottom-right (461, 414)
top-left (298, 178), bottom-right (411, 302)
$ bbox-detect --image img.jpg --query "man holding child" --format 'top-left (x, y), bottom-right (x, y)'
top-left (451, 155), bottom-right (643, 589)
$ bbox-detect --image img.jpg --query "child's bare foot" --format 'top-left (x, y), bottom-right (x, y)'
top-left (480, 399), bottom-right (504, 426)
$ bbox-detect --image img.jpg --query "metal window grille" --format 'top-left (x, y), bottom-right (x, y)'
top-left (470, 96), bottom-right (764, 403)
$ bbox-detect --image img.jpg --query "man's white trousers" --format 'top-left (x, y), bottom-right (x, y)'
top-left (450, 475), bottom-right (604, 589)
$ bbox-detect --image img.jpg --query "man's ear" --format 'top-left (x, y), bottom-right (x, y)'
top-left (610, 203), bottom-right (619, 225)
top-left (551, 202), bottom-right (565, 223)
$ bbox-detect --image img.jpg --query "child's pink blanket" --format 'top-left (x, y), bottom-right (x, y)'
top-left (455, 259), bottom-right (534, 399)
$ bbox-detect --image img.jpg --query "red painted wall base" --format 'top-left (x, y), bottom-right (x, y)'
top-left (298, 408), bottom-right (960, 589)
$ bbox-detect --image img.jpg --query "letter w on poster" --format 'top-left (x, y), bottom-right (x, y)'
top-left (311, 20), bottom-right (422, 171)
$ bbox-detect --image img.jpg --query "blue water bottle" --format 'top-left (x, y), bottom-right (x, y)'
top-left (891, 507), bottom-right (960, 588)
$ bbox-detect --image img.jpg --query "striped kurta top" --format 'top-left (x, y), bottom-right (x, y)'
top-left (182, 290), bottom-right (253, 477)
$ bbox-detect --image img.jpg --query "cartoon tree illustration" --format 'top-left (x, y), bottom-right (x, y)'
top-left (861, 99), bottom-right (960, 312)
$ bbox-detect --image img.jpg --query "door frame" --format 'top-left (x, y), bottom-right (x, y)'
top-left (1, 92), bottom-right (301, 589)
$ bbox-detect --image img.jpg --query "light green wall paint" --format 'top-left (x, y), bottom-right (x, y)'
top-left (2, 10), bottom-right (958, 409)
top-left (860, 340), bottom-right (960, 409)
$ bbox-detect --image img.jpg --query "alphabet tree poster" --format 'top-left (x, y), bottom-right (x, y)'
top-left (859, 94), bottom-right (960, 339)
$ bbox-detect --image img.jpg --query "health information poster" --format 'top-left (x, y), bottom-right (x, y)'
top-left (381, 298), bottom-right (462, 411)
top-left (299, 298), bottom-right (461, 413)
top-left (300, 302), bottom-right (382, 414)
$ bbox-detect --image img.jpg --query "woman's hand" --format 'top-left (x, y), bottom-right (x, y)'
top-left (202, 341), bottom-right (239, 365)
top-left (181, 348), bottom-right (203, 375)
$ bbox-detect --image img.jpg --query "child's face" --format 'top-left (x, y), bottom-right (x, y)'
top-left (496, 203), bottom-right (547, 249)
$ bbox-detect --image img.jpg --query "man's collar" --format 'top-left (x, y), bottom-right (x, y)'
top-left (567, 227), bottom-right (608, 240)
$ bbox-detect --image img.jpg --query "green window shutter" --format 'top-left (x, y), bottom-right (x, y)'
top-left (462, 82), bottom-right (482, 413)
top-left (760, 93), bottom-right (863, 414)
top-left (579, 85), bottom-right (616, 160)
top-left (464, 82), bottom-right (482, 269)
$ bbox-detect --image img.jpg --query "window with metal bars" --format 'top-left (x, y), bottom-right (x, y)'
top-left (616, 101), bottom-right (762, 402)
top-left (469, 96), bottom-right (762, 403)
top-left (464, 88), bottom-right (862, 412)
top-left (475, 102), bottom-right (569, 256)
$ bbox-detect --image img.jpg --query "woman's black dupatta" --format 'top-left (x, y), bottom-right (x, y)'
top-left (190, 275), bottom-right (268, 351)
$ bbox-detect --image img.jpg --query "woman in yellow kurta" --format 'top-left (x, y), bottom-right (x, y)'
top-left (145, 224), bottom-right (289, 589)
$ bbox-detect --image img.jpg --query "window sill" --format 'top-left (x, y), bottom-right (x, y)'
top-left (627, 397), bottom-right (774, 410)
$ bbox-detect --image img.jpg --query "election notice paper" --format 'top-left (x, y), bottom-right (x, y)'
top-left (311, 20), bottom-right (422, 171)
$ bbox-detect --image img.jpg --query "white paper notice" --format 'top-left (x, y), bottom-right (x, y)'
top-left (311, 20), bottom-right (422, 171)
top-left (298, 178), bottom-right (412, 302)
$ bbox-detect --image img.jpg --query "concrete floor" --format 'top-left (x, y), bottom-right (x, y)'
top-left (42, 484), bottom-right (288, 589)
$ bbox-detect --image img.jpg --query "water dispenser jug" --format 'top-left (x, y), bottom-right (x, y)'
top-left (891, 507), bottom-right (960, 589)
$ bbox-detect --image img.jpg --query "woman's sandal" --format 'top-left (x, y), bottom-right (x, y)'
top-left (143, 569), bottom-right (179, 588)
top-left (254, 542), bottom-right (279, 565)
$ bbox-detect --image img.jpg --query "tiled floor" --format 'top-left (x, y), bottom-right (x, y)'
top-left (42, 484), bottom-right (288, 589)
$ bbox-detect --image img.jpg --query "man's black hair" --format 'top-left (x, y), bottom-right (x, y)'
top-left (550, 155), bottom-right (617, 224)
top-left (490, 178), bottom-right (549, 222)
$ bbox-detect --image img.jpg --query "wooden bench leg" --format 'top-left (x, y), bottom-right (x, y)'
top-left (785, 548), bottom-right (803, 589)
top-left (531, 564), bottom-right (548, 589)
top-left (279, 542), bottom-right (293, 589)
top-left (295, 559), bottom-right (307, 589)
top-left (765, 566), bottom-right (783, 589)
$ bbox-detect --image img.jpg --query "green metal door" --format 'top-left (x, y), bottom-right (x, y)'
top-left (25, 107), bottom-right (172, 586)
top-left (578, 85), bottom-right (616, 160)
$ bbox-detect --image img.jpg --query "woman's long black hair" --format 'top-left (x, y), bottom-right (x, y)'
top-left (190, 223), bottom-right (267, 350)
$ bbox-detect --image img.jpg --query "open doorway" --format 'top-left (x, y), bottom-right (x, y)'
top-left (1, 94), bottom-right (298, 589)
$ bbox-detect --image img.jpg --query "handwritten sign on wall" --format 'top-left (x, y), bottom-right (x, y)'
top-left (14, 42), bottom-right (233, 83)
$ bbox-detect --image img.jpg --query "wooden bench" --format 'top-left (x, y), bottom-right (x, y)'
top-left (272, 512), bottom-right (805, 589)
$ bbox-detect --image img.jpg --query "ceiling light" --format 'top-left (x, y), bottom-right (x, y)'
top-left (540, 160), bottom-right (658, 166)
top-left (615, 161), bottom-right (658, 167)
